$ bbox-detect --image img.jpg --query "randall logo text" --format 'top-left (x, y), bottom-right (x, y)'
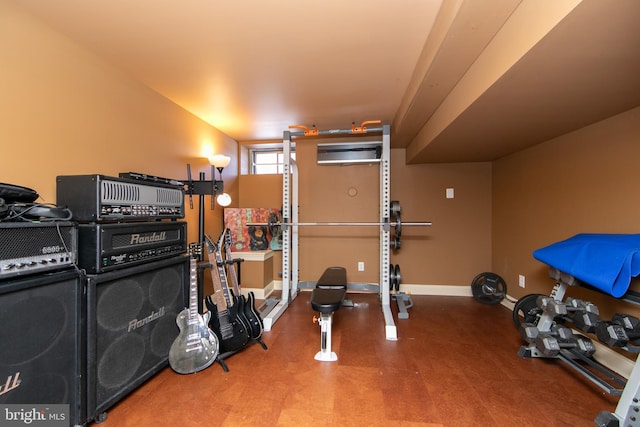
top-left (129, 232), bottom-right (167, 245)
top-left (128, 307), bottom-right (165, 332)
top-left (0, 373), bottom-right (21, 397)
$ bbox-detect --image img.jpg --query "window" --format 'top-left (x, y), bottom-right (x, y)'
top-left (251, 148), bottom-right (296, 174)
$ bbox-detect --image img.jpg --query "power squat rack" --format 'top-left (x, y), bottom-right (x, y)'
top-left (259, 122), bottom-right (431, 341)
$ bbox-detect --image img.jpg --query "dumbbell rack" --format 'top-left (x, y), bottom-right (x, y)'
top-left (519, 335), bottom-right (627, 397)
top-left (518, 285), bottom-right (627, 397)
top-left (521, 268), bottom-right (640, 427)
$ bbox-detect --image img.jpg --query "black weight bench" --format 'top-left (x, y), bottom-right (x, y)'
top-left (310, 267), bottom-right (347, 361)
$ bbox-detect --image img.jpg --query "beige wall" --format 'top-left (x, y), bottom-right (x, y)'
top-left (391, 151), bottom-right (492, 286)
top-left (239, 140), bottom-right (492, 286)
top-left (9, 0), bottom-right (638, 320)
top-left (493, 106), bottom-right (640, 318)
top-left (0, 2), bottom-right (238, 245)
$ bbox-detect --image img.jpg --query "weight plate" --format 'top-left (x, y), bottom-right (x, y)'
top-left (512, 294), bottom-right (545, 328)
top-left (390, 201), bottom-right (401, 221)
top-left (471, 272), bottom-right (507, 305)
top-left (394, 214), bottom-right (402, 238)
top-left (394, 264), bottom-right (402, 291)
top-left (389, 263), bottom-right (396, 290)
top-left (267, 212), bottom-right (280, 235)
top-left (390, 236), bottom-right (402, 251)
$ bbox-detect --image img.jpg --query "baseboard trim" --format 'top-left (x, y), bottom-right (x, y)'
top-left (240, 280), bottom-right (281, 300)
top-left (398, 283), bottom-right (473, 297)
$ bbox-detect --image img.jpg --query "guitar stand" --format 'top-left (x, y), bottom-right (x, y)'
top-left (215, 337), bottom-right (268, 372)
top-left (198, 262), bottom-right (269, 372)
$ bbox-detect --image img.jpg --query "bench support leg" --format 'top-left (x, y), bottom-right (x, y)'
top-left (315, 313), bottom-right (338, 362)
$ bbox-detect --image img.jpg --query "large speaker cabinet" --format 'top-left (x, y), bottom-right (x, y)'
top-left (86, 255), bottom-right (188, 422)
top-left (0, 268), bottom-right (85, 426)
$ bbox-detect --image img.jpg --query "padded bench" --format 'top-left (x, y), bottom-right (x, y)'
top-left (311, 266), bottom-right (347, 314)
top-left (310, 267), bottom-right (347, 361)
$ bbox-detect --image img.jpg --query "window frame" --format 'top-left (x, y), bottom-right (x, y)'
top-left (250, 147), bottom-right (296, 175)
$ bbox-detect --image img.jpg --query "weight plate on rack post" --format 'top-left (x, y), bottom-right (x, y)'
top-left (390, 236), bottom-right (402, 251)
top-left (389, 263), bottom-right (396, 290)
top-left (394, 214), bottom-right (402, 238)
top-left (393, 264), bottom-right (401, 291)
top-left (390, 201), bottom-right (401, 221)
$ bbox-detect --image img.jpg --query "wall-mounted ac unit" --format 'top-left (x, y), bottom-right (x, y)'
top-left (317, 142), bottom-right (382, 165)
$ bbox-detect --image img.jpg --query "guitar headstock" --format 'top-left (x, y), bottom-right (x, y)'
top-left (224, 228), bottom-right (233, 250)
top-left (216, 230), bottom-right (226, 254)
top-left (188, 242), bottom-right (202, 259)
top-left (203, 234), bottom-right (217, 254)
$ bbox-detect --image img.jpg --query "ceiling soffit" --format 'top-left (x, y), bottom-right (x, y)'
top-left (404, 0), bottom-right (640, 164)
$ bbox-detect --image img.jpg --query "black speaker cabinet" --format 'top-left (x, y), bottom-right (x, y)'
top-left (86, 255), bottom-right (188, 422)
top-left (0, 268), bottom-right (85, 426)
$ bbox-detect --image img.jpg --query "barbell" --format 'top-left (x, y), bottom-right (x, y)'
top-left (247, 220), bottom-right (431, 228)
top-left (246, 201), bottom-right (430, 251)
top-left (247, 219), bottom-right (429, 252)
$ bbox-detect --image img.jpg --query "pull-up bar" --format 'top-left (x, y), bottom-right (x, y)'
top-left (288, 120), bottom-right (382, 137)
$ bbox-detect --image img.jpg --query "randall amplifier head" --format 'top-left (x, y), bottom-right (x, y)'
top-left (56, 174), bottom-right (184, 222)
top-left (78, 221), bottom-right (187, 273)
top-left (0, 222), bottom-right (77, 280)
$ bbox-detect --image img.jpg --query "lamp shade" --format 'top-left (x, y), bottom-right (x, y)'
top-left (209, 154), bottom-right (231, 169)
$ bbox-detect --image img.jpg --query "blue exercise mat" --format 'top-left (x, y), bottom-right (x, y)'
top-left (533, 234), bottom-right (640, 298)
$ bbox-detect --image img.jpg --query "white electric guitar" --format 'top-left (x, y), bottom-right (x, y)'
top-left (169, 244), bottom-right (219, 374)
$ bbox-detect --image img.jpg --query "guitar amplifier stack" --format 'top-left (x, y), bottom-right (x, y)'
top-left (57, 173), bottom-right (190, 424)
top-left (0, 173), bottom-right (190, 426)
top-left (0, 220), bottom-right (85, 424)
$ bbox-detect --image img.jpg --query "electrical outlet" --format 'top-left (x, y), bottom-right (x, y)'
top-left (446, 188), bottom-right (455, 199)
top-left (519, 275), bottom-right (526, 288)
top-left (358, 262), bottom-right (365, 272)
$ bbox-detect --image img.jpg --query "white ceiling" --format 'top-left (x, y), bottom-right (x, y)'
top-left (10, 0), bottom-right (640, 163)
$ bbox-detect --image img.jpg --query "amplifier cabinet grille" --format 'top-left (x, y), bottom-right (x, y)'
top-left (0, 269), bottom-right (85, 426)
top-left (86, 255), bottom-right (188, 421)
top-left (0, 222), bottom-right (77, 280)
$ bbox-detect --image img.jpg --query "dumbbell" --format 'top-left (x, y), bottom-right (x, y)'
top-left (536, 296), bottom-right (568, 317)
top-left (565, 297), bottom-right (600, 333)
top-left (595, 321), bottom-right (630, 347)
top-left (535, 332), bottom-right (596, 357)
top-left (537, 296), bottom-right (599, 332)
top-left (612, 313), bottom-right (640, 332)
top-left (595, 314), bottom-right (640, 348)
top-left (519, 322), bottom-right (572, 344)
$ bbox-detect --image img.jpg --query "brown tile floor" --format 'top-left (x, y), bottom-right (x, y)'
top-left (92, 293), bottom-right (619, 426)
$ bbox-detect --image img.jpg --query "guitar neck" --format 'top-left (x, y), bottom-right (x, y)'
top-left (206, 248), bottom-right (228, 312)
top-left (226, 254), bottom-right (241, 294)
top-left (187, 256), bottom-right (200, 322)
top-left (224, 230), bottom-right (242, 294)
top-left (214, 249), bottom-right (234, 307)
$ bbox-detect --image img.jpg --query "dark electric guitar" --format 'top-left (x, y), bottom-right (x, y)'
top-left (169, 244), bottom-right (219, 374)
top-left (217, 229), bottom-right (252, 335)
top-left (224, 228), bottom-right (264, 339)
top-left (204, 233), bottom-right (250, 353)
